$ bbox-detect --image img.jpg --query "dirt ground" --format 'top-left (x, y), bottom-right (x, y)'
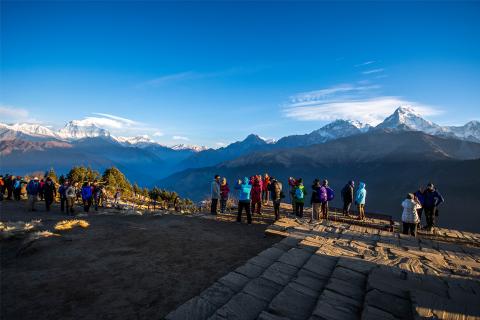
top-left (0, 200), bottom-right (281, 320)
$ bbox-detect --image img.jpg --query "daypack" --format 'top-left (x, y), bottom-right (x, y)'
top-left (295, 187), bottom-right (304, 200)
top-left (14, 180), bottom-right (21, 189)
top-left (273, 181), bottom-right (282, 199)
top-left (327, 187), bottom-right (335, 201)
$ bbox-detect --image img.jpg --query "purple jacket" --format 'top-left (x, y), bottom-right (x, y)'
top-left (319, 186), bottom-right (328, 202)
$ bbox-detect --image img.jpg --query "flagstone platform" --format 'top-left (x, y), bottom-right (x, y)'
top-left (166, 217), bottom-right (480, 320)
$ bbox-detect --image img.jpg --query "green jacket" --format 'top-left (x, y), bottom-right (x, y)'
top-left (294, 184), bottom-right (307, 203)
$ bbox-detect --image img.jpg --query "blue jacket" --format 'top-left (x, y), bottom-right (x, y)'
top-left (355, 182), bottom-right (367, 205)
top-left (414, 190), bottom-right (425, 206)
top-left (235, 177), bottom-right (252, 201)
top-left (423, 189), bottom-right (444, 208)
top-left (81, 186), bottom-right (92, 200)
top-left (26, 180), bottom-right (40, 196)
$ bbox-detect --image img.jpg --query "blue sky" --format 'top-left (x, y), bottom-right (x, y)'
top-left (1, 1), bottom-right (480, 147)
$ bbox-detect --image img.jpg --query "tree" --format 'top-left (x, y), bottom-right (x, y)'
top-left (148, 186), bottom-right (161, 210)
top-left (141, 187), bottom-right (149, 198)
top-left (102, 167), bottom-right (132, 195)
top-left (58, 174), bottom-right (66, 184)
top-left (67, 166), bottom-right (100, 184)
top-left (45, 167), bottom-right (58, 183)
top-left (132, 182), bottom-right (141, 197)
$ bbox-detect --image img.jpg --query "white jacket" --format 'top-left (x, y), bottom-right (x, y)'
top-left (211, 180), bottom-right (220, 199)
top-left (401, 199), bottom-right (421, 223)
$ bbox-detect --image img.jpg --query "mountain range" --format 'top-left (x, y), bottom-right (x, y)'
top-left (1, 106), bottom-right (480, 231)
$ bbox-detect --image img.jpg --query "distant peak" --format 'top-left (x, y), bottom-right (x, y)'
top-left (394, 105), bottom-right (421, 116)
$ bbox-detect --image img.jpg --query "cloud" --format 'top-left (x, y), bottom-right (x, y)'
top-left (355, 60), bottom-right (376, 67)
top-left (283, 84), bottom-right (441, 125)
top-left (92, 113), bottom-right (139, 126)
top-left (139, 66), bottom-right (264, 88)
top-left (362, 68), bottom-right (384, 75)
top-left (215, 142), bottom-right (227, 147)
top-left (75, 113), bottom-right (141, 130)
top-left (0, 104), bottom-right (30, 122)
top-left (173, 135), bottom-right (189, 141)
top-left (153, 131), bottom-right (164, 137)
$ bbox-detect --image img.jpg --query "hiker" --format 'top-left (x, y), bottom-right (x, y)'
top-left (0, 175), bottom-right (4, 201)
top-left (113, 189), bottom-right (121, 208)
top-left (13, 176), bottom-right (23, 200)
top-left (210, 174), bottom-right (221, 214)
top-left (319, 180), bottom-right (334, 219)
top-left (423, 183), bottom-right (444, 231)
top-left (288, 177), bottom-right (297, 215)
top-left (58, 180), bottom-right (69, 213)
top-left (93, 183), bottom-right (103, 211)
top-left (414, 187), bottom-right (425, 227)
top-left (26, 177), bottom-right (40, 211)
top-left (39, 179), bottom-right (45, 201)
top-left (250, 175), bottom-right (263, 215)
top-left (401, 193), bottom-right (421, 237)
top-left (65, 182), bottom-right (77, 214)
top-left (235, 177), bottom-right (252, 224)
top-left (5, 175), bottom-right (14, 200)
top-left (268, 177), bottom-right (283, 221)
top-left (220, 178), bottom-right (230, 213)
top-left (81, 182), bottom-right (93, 212)
top-left (293, 178), bottom-right (306, 218)
top-left (341, 180), bottom-right (355, 216)
top-left (355, 182), bottom-right (367, 221)
top-left (310, 179), bottom-right (321, 222)
top-left (262, 173), bottom-right (270, 204)
top-left (43, 177), bottom-right (57, 211)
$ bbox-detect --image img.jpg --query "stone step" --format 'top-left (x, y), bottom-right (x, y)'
top-left (310, 257), bottom-right (369, 320)
top-left (164, 237), bottom-right (301, 320)
top-left (208, 246), bottom-right (316, 319)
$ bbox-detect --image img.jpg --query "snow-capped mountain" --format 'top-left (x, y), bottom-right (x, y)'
top-left (376, 106), bottom-right (442, 134)
top-left (375, 106), bottom-right (480, 142)
top-left (57, 120), bottom-right (111, 140)
top-left (171, 144), bottom-right (209, 152)
top-left (275, 119), bottom-right (371, 148)
top-left (115, 135), bottom-right (155, 146)
top-left (0, 123), bottom-right (60, 141)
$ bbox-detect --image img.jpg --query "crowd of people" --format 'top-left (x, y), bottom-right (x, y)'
top-left (0, 174), bottom-right (115, 214)
top-left (210, 174), bottom-right (445, 236)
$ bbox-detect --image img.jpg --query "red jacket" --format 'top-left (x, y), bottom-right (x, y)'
top-left (250, 178), bottom-right (262, 202)
top-left (220, 184), bottom-right (230, 198)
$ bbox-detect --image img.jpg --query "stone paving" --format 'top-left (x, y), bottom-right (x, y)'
top-left (166, 217), bottom-right (480, 320)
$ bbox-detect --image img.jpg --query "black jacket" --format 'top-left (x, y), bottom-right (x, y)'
top-left (341, 184), bottom-right (354, 203)
top-left (43, 182), bottom-right (57, 199)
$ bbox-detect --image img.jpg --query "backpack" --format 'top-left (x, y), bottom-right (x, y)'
top-left (327, 187), bottom-right (335, 201)
top-left (273, 181), bottom-right (282, 199)
top-left (295, 187), bottom-right (304, 200)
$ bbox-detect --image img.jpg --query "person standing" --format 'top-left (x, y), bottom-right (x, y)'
top-left (341, 180), bottom-right (355, 216)
top-left (414, 187), bottom-right (425, 227)
top-left (210, 175), bottom-right (221, 214)
top-left (268, 177), bottom-right (283, 221)
top-left (0, 175), bottom-right (4, 201)
top-left (310, 179), bottom-right (321, 222)
top-left (355, 182), bottom-right (367, 221)
top-left (113, 188), bottom-right (122, 208)
top-left (401, 193), bottom-right (421, 237)
top-left (93, 182), bottom-right (102, 211)
top-left (288, 177), bottom-right (297, 215)
top-left (235, 177), bottom-right (252, 224)
top-left (5, 175), bottom-right (14, 200)
top-left (262, 173), bottom-right (271, 205)
top-left (58, 180), bottom-right (69, 213)
top-left (13, 176), bottom-right (23, 201)
top-left (81, 182), bottom-right (93, 212)
top-left (66, 182), bottom-right (77, 214)
top-left (294, 178), bottom-right (306, 218)
top-left (39, 179), bottom-right (45, 201)
top-left (220, 178), bottom-right (230, 213)
top-left (250, 175), bottom-right (263, 215)
top-left (319, 179), bottom-right (334, 219)
top-left (43, 177), bottom-right (57, 212)
top-left (26, 177), bottom-right (40, 211)
top-left (423, 183), bottom-right (444, 231)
